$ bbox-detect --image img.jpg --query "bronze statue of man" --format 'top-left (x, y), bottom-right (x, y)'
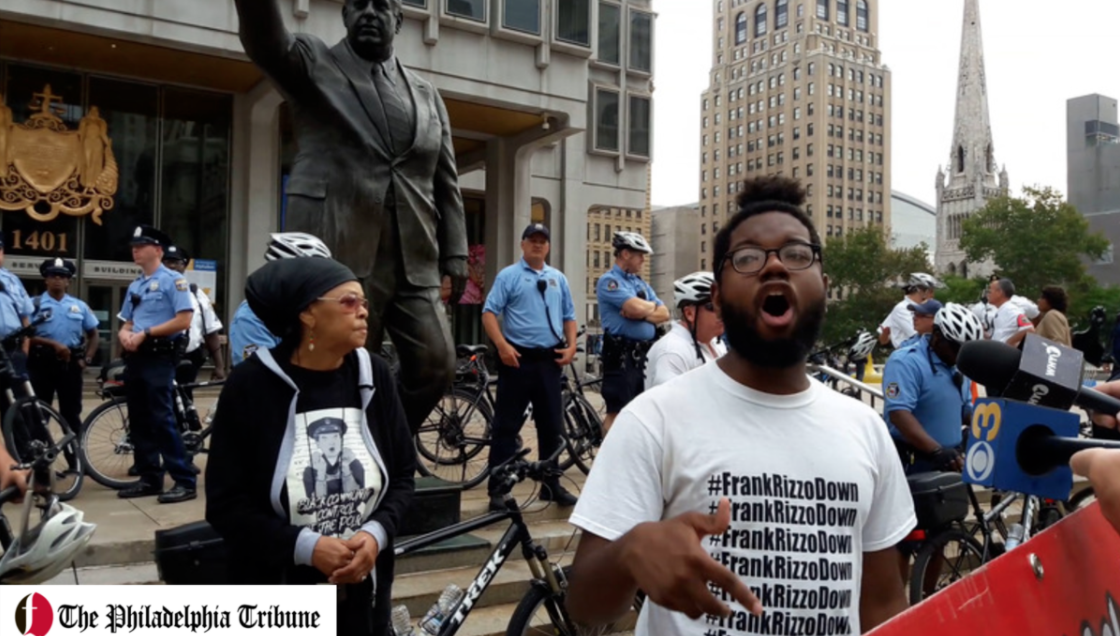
top-left (234, 0), bottom-right (468, 433)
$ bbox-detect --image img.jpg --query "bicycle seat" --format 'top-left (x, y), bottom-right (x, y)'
top-left (456, 344), bottom-right (488, 358)
top-left (99, 359), bottom-right (127, 385)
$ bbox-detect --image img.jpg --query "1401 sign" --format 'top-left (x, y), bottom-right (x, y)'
top-left (9, 230), bottom-right (70, 254)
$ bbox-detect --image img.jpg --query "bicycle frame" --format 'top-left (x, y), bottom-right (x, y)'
top-left (394, 503), bottom-right (564, 636)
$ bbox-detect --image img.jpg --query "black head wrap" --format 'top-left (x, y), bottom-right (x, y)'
top-left (246, 258), bottom-right (358, 340)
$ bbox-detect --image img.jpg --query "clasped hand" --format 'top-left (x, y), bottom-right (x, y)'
top-left (311, 531), bottom-right (379, 585)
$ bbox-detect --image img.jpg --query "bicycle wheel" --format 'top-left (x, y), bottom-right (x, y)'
top-left (79, 396), bottom-right (140, 490)
top-left (2, 397), bottom-right (84, 501)
top-left (909, 527), bottom-right (986, 604)
top-left (506, 566), bottom-right (636, 636)
top-left (414, 388), bottom-right (493, 489)
top-left (559, 394), bottom-right (602, 474)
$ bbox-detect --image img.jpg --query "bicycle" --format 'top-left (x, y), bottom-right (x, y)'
top-left (903, 472), bottom-right (1065, 604)
top-left (0, 315), bottom-right (84, 502)
top-left (414, 336), bottom-right (605, 489)
top-left (393, 445), bottom-right (637, 636)
top-left (78, 359), bottom-right (224, 490)
top-left (1, 416), bottom-right (93, 584)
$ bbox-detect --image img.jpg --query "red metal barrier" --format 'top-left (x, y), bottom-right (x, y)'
top-left (869, 502), bottom-right (1120, 636)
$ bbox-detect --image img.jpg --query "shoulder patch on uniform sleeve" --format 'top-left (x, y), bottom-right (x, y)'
top-left (886, 382), bottom-right (900, 399)
top-left (606, 279), bottom-right (619, 291)
top-left (175, 278), bottom-right (188, 292)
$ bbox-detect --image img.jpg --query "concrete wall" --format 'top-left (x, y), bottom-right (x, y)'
top-left (1067, 94), bottom-right (1120, 286)
top-left (651, 204), bottom-right (701, 305)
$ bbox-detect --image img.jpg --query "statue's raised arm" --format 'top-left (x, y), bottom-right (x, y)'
top-left (233, 0), bottom-right (301, 80)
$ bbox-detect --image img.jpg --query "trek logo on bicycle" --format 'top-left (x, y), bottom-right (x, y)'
top-left (963, 398), bottom-right (1080, 501)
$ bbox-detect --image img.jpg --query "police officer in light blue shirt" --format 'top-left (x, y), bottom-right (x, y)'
top-left (482, 223), bottom-right (579, 511)
top-left (883, 303), bottom-right (985, 475)
top-left (228, 232), bottom-right (333, 366)
top-left (0, 236), bottom-right (35, 369)
top-left (595, 231), bottom-right (670, 432)
top-left (28, 258), bottom-right (99, 438)
top-left (117, 225), bottom-right (196, 504)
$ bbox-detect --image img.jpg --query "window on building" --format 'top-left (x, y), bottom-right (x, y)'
top-left (597, 1), bottom-right (621, 64)
top-left (447, 0), bottom-right (486, 21)
top-left (735, 11), bottom-right (748, 44)
top-left (556, 0), bottom-right (592, 45)
top-left (776, 0), bottom-right (789, 28)
top-left (836, 0), bottom-right (849, 26)
top-left (629, 94), bottom-right (652, 157)
top-left (594, 88), bottom-right (620, 152)
top-left (856, 0), bottom-right (869, 31)
top-left (628, 9), bottom-right (653, 71)
top-left (503, 0), bottom-right (542, 33)
top-left (817, 0), bottom-right (829, 20)
top-left (807, 163), bottom-right (814, 176)
top-left (755, 3), bottom-right (767, 36)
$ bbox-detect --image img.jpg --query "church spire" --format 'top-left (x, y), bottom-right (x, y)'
top-left (934, 0), bottom-right (1004, 278)
top-left (948, 0), bottom-right (997, 183)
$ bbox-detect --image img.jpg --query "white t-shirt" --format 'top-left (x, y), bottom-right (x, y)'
top-left (187, 288), bottom-right (223, 354)
top-left (990, 302), bottom-right (1033, 344)
top-left (570, 364), bottom-right (916, 636)
top-left (880, 298), bottom-right (917, 348)
top-left (1009, 295), bottom-right (1040, 320)
top-left (645, 322), bottom-right (726, 390)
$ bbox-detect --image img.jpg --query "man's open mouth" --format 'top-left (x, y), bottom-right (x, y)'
top-left (760, 290), bottom-right (794, 328)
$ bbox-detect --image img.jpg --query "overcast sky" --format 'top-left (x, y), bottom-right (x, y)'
top-left (650, 0), bottom-right (1120, 208)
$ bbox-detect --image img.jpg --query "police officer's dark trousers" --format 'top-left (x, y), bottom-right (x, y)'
top-left (28, 346), bottom-right (83, 432)
top-left (489, 347), bottom-right (564, 495)
top-left (125, 346), bottom-right (195, 489)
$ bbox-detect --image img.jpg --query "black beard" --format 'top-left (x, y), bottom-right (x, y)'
top-left (722, 296), bottom-right (826, 368)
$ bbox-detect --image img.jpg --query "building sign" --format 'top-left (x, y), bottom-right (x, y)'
top-left (83, 259), bottom-right (142, 281)
top-left (0, 85), bottom-right (117, 224)
top-left (186, 258), bottom-right (218, 304)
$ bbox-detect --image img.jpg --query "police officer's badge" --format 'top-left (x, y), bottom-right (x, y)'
top-left (175, 278), bottom-right (188, 292)
top-left (149, 281), bottom-right (159, 291)
top-left (69, 304), bottom-right (80, 313)
top-left (549, 278), bottom-right (558, 287)
top-left (886, 382), bottom-right (900, 399)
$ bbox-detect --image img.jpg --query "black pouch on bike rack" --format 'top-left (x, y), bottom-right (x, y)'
top-left (153, 520), bottom-right (227, 584)
top-left (907, 472), bottom-right (970, 530)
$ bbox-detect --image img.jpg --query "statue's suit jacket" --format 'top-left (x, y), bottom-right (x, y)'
top-left (240, 28), bottom-right (468, 285)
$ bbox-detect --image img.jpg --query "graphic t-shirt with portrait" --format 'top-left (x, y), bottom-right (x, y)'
top-left (281, 360), bottom-right (383, 540)
top-left (570, 363), bottom-right (916, 636)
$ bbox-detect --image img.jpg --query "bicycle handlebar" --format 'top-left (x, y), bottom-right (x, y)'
top-left (0, 312), bottom-right (52, 350)
top-left (490, 439), bottom-right (566, 495)
top-left (0, 486), bottom-right (17, 505)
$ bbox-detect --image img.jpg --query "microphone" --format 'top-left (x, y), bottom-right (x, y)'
top-left (958, 333), bottom-right (1120, 416)
top-left (964, 397), bottom-right (1120, 500)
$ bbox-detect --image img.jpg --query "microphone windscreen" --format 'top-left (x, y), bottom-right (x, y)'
top-left (957, 339), bottom-right (1021, 394)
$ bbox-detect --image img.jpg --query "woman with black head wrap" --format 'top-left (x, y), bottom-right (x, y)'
top-left (205, 258), bottom-right (415, 636)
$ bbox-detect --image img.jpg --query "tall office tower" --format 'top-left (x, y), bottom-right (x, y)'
top-left (1067, 94), bottom-right (1120, 286)
top-left (935, 0), bottom-right (1007, 278)
top-left (698, 0), bottom-right (891, 273)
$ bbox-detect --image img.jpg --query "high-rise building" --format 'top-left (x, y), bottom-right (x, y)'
top-left (889, 191), bottom-right (936, 262)
top-left (934, 0), bottom-right (1007, 279)
top-left (699, 0), bottom-right (891, 272)
top-left (584, 206), bottom-right (652, 329)
top-left (651, 204), bottom-right (702, 304)
top-left (1066, 94), bottom-right (1120, 286)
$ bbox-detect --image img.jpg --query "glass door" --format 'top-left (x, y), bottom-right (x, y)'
top-left (82, 283), bottom-right (129, 366)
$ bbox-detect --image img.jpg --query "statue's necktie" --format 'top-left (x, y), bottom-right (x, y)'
top-left (373, 64), bottom-right (414, 156)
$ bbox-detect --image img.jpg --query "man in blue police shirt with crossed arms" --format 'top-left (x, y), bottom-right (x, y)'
top-left (483, 223), bottom-right (579, 512)
top-left (0, 236), bottom-right (35, 370)
top-left (117, 225), bottom-right (196, 503)
top-left (596, 231), bottom-right (670, 434)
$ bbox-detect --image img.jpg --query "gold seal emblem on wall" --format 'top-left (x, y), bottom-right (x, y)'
top-left (0, 85), bottom-right (117, 225)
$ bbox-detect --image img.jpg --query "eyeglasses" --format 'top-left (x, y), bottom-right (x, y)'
top-left (317, 293), bottom-right (369, 312)
top-left (700, 302), bottom-right (715, 312)
top-left (721, 242), bottom-right (821, 276)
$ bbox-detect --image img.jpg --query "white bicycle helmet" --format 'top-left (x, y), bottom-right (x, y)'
top-left (264, 232), bottom-right (333, 261)
top-left (674, 272), bottom-right (715, 307)
top-left (0, 501), bottom-right (96, 584)
top-left (612, 231), bottom-right (654, 255)
top-left (907, 272), bottom-right (942, 290)
top-left (849, 331), bottom-right (877, 360)
top-left (934, 302), bottom-right (985, 344)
